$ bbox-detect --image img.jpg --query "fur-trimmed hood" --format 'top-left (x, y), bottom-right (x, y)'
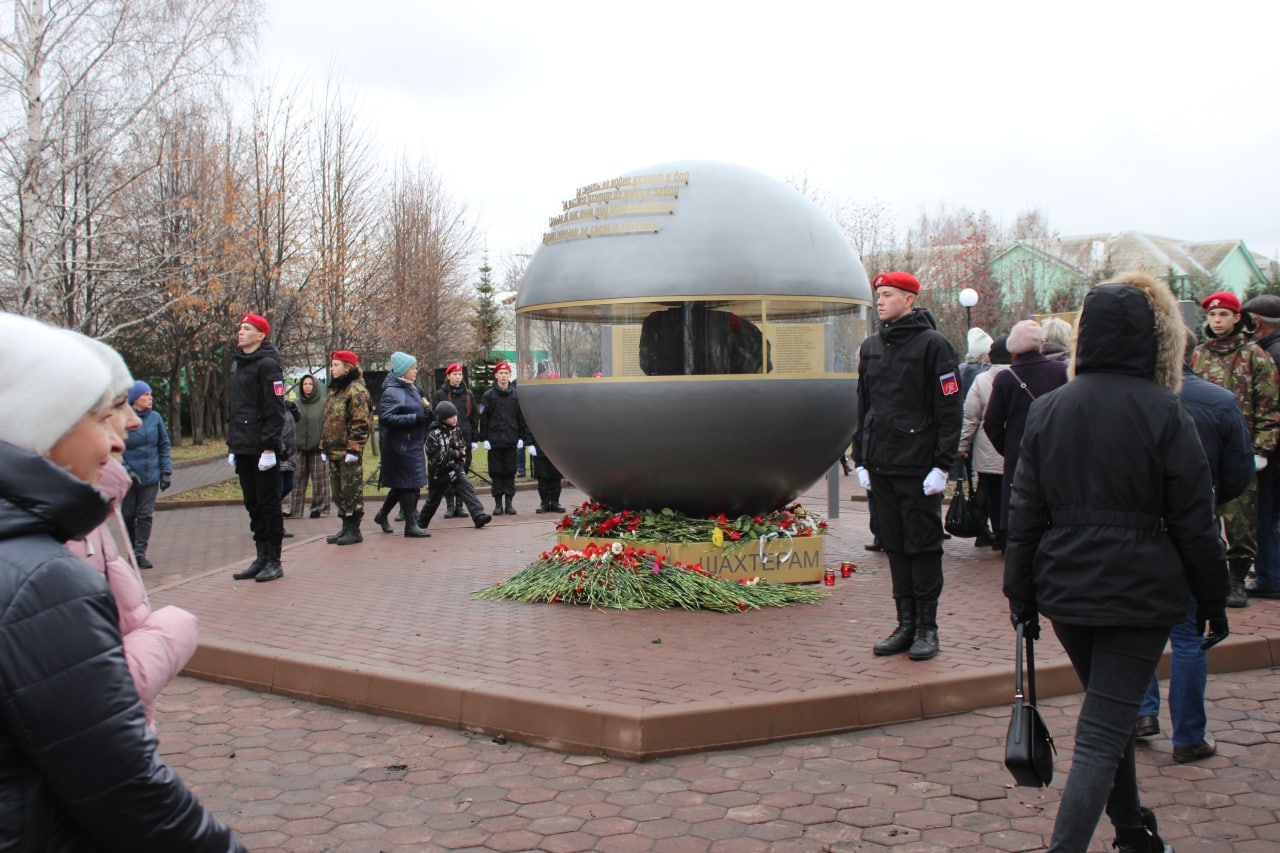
top-left (1070, 271), bottom-right (1184, 394)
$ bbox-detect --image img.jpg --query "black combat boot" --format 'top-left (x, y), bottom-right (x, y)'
top-left (473, 511), bottom-right (492, 529)
top-left (547, 489), bottom-right (565, 514)
top-left (255, 541), bottom-right (283, 583)
top-left (1226, 557), bottom-right (1250, 608)
top-left (402, 492), bottom-right (431, 538)
top-left (504, 494), bottom-right (517, 515)
top-left (373, 508), bottom-right (394, 534)
top-left (494, 499), bottom-right (504, 516)
top-left (908, 599), bottom-right (940, 660)
top-left (445, 496), bottom-right (464, 518)
top-left (326, 517), bottom-right (347, 544)
top-left (873, 598), bottom-right (916, 656)
top-left (233, 542), bottom-right (268, 580)
top-left (335, 511), bottom-right (363, 545)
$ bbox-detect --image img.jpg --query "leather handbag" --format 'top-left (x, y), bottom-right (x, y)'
top-left (1004, 622), bottom-right (1056, 787)
top-left (944, 473), bottom-right (982, 539)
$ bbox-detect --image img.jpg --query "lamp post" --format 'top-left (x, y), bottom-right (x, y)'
top-left (958, 288), bottom-right (979, 329)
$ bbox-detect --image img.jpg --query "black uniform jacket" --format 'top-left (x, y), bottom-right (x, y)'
top-left (227, 341), bottom-right (286, 455)
top-left (852, 308), bottom-right (963, 476)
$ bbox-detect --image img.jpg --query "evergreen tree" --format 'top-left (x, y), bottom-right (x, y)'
top-left (471, 254), bottom-right (502, 357)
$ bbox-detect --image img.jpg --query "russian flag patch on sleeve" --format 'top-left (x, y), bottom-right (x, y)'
top-left (273, 380), bottom-right (285, 396)
top-left (939, 372), bottom-right (959, 396)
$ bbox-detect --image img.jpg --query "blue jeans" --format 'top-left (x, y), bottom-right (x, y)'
top-left (1256, 463), bottom-right (1280, 591)
top-left (1048, 623), bottom-right (1169, 853)
top-left (1140, 595), bottom-right (1206, 748)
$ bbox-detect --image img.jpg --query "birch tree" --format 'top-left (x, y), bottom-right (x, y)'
top-left (0, 0), bottom-right (261, 324)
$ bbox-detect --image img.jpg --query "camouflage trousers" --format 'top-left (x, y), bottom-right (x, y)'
top-left (328, 456), bottom-right (364, 518)
top-left (1221, 477), bottom-right (1258, 561)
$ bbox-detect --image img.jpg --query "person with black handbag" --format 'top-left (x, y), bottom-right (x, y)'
top-left (1003, 272), bottom-right (1230, 853)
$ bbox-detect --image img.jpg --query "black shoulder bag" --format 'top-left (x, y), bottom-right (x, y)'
top-left (1004, 622), bottom-right (1056, 787)
top-left (944, 472), bottom-right (982, 538)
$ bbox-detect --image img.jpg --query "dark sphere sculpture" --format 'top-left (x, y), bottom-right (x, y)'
top-left (516, 160), bottom-right (872, 517)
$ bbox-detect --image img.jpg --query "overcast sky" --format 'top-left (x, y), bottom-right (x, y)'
top-left (256, 0), bottom-right (1280, 272)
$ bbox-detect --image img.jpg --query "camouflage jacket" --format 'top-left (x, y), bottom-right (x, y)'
top-left (321, 371), bottom-right (372, 455)
top-left (1192, 329), bottom-right (1280, 456)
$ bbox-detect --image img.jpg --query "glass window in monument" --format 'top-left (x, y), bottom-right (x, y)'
top-left (517, 297), bottom-right (867, 380)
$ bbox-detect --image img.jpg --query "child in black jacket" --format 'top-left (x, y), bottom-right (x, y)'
top-left (416, 401), bottom-right (491, 530)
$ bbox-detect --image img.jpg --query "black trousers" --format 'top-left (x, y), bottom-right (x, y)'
top-left (444, 444), bottom-right (474, 500)
top-left (532, 453), bottom-right (562, 505)
top-left (488, 446), bottom-right (517, 500)
top-left (235, 455), bottom-right (283, 558)
top-left (418, 475), bottom-right (485, 526)
top-left (869, 471), bottom-right (944, 602)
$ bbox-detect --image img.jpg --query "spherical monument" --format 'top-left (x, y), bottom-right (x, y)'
top-left (516, 161), bottom-right (873, 517)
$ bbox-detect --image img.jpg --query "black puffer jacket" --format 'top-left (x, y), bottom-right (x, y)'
top-left (433, 382), bottom-right (478, 441)
top-left (0, 441), bottom-right (245, 852)
top-left (1003, 280), bottom-right (1228, 627)
top-left (227, 341), bottom-right (286, 455)
top-left (852, 308), bottom-right (963, 474)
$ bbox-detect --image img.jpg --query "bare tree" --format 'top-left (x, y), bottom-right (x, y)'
top-left (0, 0), bottom-right (261, 322)
top-left (304, 75), bottom-right (380, 355)
top-left (379, 156), bottom-right (478, 370)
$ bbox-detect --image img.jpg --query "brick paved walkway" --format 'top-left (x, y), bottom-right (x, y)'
top-left (144, 476), bottom-right (1280, 759)
top-left (155, 669), bottom-right (1280, 852)
top-left (140, 470), bottom-right (1280, 849)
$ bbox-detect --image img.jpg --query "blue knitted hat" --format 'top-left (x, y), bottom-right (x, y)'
top-left (390, 351), bottom-right (417, 377)
top-left (128, 380), bottom-right (152, 404)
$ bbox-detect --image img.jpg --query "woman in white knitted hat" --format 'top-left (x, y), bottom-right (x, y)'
top-left (0, 312), bottom-right (245, 851)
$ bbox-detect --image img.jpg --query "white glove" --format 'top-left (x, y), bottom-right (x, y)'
top-left (855, 466), bottom-right (872, 492)
top-left (528, 445), bottom-right (538, 457)
top-left (343, 453), bottom-right (358, 464)
top-left (471, 442), bottom-right (478, 450)
top-left (517, 439), bottom-right (524, 449)
top-left (1256, 454), bottom-right (1269, 471)
top-left (320, 452), bottom-right (328, 462)
top-left (483, 440), bottom-right (492, 450)
top-left (257, 450), bottom-right (277, 471)
top-left (922, 468), bottom-right (948, 496)
top-left (228, 453), bottom-right (235, 468)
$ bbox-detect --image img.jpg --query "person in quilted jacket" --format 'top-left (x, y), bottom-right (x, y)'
top-left (0, 311), bottom-right (244, 852)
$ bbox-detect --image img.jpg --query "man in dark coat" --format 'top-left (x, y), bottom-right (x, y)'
top-left (1242, 292), bottom-right (1280, 599)
top-left (227, 312), bottom-right (287, 583)
top-left (479, 361), bottom-right (528, 516)
top-left (852, 271), bottom-right (963, 661)
top-left (1004, 272), bottom-right (1228, 851)
top-left (1138, 325), bottom-right (1252, 763)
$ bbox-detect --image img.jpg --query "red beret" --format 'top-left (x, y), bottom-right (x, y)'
top-left (445, 362), bottom-right (464, 375)
top-left (872, 271), bottom-right (921, 295)
top-left (1201, 291), bottom-right (1241, 314)
top-left (241, 313), bottom-right (270, 336)
top-left (331, 350), bottom-right (358, 366)
top-left (494, 361), bottom-right (512, 373)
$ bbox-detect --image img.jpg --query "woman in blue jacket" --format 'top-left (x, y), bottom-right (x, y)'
top-left (122, 380), bottom-right (172, 568)
top-left (373, 352), bottom-right (431, 537)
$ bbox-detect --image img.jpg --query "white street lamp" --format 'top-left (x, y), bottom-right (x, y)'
top-left (958, 288), bottom-right (979, 329)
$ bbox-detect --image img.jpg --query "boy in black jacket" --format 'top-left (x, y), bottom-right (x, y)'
top-left (417, 401), bottom-right (491, 530)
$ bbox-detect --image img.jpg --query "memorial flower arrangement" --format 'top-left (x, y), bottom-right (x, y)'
top-left (474, 541), bottom-right (828, 612)
top-left (554, 501), bottom-right (828, 548)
